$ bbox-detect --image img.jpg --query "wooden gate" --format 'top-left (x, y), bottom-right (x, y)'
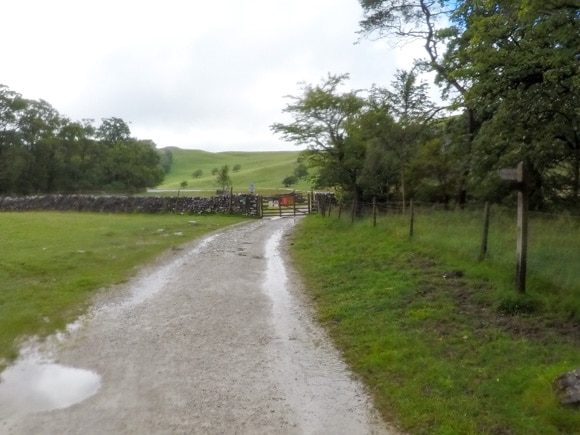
top-left (260, 192), bottom-right (312, 217)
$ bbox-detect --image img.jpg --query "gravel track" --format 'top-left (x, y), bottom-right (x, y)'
top-left (1, 217), bottom-right (396, 434)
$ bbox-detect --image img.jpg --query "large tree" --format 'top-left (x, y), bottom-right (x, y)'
top-left (271, 74), bottom-right (367, 207)
top-left (363, 69), bottom-right (440, 204)
top-left (449, 0), bottom-right (580, 208)
top-left (358, 0), bottom-right (478, 205)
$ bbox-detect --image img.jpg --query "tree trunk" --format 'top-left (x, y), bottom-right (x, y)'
top-left (573, 143), bottom-right (579, 203)
top-left (456, 108), bottom-right (477, 208)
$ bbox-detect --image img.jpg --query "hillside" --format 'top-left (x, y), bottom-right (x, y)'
top-left (157, 148), bottom-right (312, 193)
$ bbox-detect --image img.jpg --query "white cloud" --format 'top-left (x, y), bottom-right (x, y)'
top-left (1, 0), bottom-right (431, 151)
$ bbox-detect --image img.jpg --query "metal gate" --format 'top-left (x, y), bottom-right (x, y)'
top-left (260, 192), bottom-right (312, 217)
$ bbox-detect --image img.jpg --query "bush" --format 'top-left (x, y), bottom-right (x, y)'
top-left (283, 175), bottom-right (298, 187)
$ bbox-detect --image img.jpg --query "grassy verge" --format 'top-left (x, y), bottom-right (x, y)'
top-left (0, 212), bottom-right (248, 366)
top-left (289, 213), bottom-right (580, 434)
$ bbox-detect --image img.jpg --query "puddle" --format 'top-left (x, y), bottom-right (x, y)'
top-left (0, 351), bottom-right (101, 417)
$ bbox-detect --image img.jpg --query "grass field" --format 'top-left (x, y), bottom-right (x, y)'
top-left (0, 212), bottom-right (248, 367)
top-left (157, 148), bottom-right (312, 193)
top-left (290, 211), bottom-right (580, 434)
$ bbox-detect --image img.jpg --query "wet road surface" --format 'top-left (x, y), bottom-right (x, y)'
top-left (0, 218), bottom-right (396, 434)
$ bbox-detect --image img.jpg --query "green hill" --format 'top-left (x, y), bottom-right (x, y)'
top-left (157, 148), bottom-right (313, 193)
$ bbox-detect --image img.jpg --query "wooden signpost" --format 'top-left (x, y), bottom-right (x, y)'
top-left (498, 161), bottom-right (528, 293)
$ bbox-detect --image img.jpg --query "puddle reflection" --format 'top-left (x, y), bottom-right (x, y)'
top-left (0, 355), bottom-right (101, 416)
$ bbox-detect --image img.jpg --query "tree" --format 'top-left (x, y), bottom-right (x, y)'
top-left (159, 149), bottom-right (173, 174)
top-left (271, 74), bottom-right (367, 210)
top-left (359, 0), bottom-right (580, 210)
top-left (215, 165), bottom-right (232, 191)
top-left (362, 69), bottom-right (439, 203)
top-left (282, 175), bottom-right (298, 187)
top-left (358, 0), bottom-right (478, 205)
top-left (232, 164), bottom-right (241, 172)
top-left (0, 86), bottom-right (28, 193)
top-left (103, 139), bottom-right (164, 191)
top-left (0, 84), bottom-right (165, 194)
top-left (211, 167), bottom-right (219, 175)
top-left (448, 0), bottom-right (580, 209)
top-left (96, 117), bottom-right (131, 147)
top-left (192, 169), bottom-right (203, 178)
top-left (294, 162), bottom-right (309, 179)
top-left (16, 98), bottom-right (64, 193)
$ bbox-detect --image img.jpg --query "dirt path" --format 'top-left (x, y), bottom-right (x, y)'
top-left (0, 218), bottom-right (396, 434)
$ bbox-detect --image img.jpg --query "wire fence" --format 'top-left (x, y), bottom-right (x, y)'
top-left (319, 198), bottom-right (580, 302)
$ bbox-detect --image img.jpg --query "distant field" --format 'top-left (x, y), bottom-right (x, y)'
top-left (158, 148), bottom-right (313, 193)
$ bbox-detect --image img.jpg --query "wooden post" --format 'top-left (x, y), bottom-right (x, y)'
top-left (279, 197), bottom-right (282, 217)
top-left (479, 201), bottom-right (491, 260)
top-left (516, 162), bottom-right (528, 293)
top-left (372, 197), bottom-right (377, 227)
top-left (308, 192), bottom-right (312, 214)
top-left (498, 161), bottom-right (529, 293)
top-left (409, 199), bottom-right (414, 238)
top-left (351, 196), bottom-right (356, 224)
top-left (258, 195), bottom-right (263, 218)
top-left (228, 187), bottom-right (233, 213)
top-left (293, 193), bottom-right (297, 217)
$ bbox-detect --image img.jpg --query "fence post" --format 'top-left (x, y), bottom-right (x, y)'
top-left (327, 196), bottom-right (332, 217)
top-left (228, 187), bottom-right (233, 213)
top-left (479, 201), bottom-right (491, 260)
top-left (293, 193), bottom-right (297, 217)
top-left (409, 199), bottom-right (415, 238)
top-left (516, 162), bottom-right (529, 293)
top-left (373, 197), bottom-right (377, 227)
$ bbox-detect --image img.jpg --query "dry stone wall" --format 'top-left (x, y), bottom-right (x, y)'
top-left (0, 194), bottom-right (261, 217)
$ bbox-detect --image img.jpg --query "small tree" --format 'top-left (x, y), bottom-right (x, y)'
top-left (180, 180), bottom-right (188, 189)
top-left (294, 163), bottom-right (309, 179)
top-left (211, 167), bottom-right (219, 175)
top-left (233, 164), bottom-right (242, 172)
top-left (192, 169), bottom-right (203, 178)
top-left (215, 165), bottom-right (232, 191)
top-left (283, 175), bottom-right (298, 187)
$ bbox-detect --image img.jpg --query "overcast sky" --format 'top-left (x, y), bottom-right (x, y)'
top-left (2, 0), bottom-right (424, 152)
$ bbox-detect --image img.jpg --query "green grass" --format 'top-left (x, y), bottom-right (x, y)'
top-left (0, 212), bottom-right (248, 366)
top-left (289, 212), bottom-right (580, 434)
top-left (158, 148), bottom-right (313, 192)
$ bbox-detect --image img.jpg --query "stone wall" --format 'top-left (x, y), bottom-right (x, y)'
top-left (0, 194), bottom-right (261, 217)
